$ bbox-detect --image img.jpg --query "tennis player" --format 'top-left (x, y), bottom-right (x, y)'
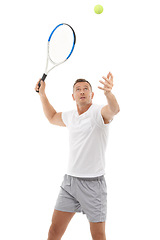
top-left (35, 72), bottom-right (120, 240)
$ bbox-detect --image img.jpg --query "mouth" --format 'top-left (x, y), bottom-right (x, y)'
top-left (80, 97), bottom-right (86, 99)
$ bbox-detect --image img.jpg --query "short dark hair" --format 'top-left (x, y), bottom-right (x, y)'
top-left (73, 79), bottom-right (92, 91)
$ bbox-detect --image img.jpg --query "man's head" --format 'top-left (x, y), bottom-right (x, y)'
top-left (72, 79), bottom-right (94, 106)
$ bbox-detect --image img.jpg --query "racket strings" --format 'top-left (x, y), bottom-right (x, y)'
top-left (49, 25), bottom-right (75, 64)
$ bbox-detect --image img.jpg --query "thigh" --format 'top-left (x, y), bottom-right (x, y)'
top-left (77, 176), bottom-right (107, 222)
top-left (50, 209), bottom-right (75, 233)
top-left (55, 176), bottom-right (82, 213)
top-left (90, 221), bottom-right (106, 239)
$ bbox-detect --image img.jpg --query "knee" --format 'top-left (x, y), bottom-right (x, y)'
top-left (48, 223), bottom-right (63, 240)
top-left (92, 232), bottom-right (106, 240)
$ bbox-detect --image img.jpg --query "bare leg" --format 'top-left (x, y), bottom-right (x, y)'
top-left (89, 221), bottom-right (106, 240)
top-left (47, 209), bottom-right (75, 240)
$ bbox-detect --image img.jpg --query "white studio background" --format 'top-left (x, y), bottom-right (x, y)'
top-left (0, 0), bottom-right (160, 240)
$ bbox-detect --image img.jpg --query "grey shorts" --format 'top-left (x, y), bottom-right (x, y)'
top-left (54, 174), bottom-right (107, 222)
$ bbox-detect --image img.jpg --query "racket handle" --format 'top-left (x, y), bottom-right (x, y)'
top-left (36, 73), bottom-right (47, 93)
top-left (41, 73), bottom-right (47, 81)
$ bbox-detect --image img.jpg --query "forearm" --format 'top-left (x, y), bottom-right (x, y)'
top-left (105, 92), bottom-right (120, 113)
top-left (40, 94), bottom-right (56, 121)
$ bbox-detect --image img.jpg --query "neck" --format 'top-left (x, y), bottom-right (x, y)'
top-left (77, 103), bottom-right (92, 115)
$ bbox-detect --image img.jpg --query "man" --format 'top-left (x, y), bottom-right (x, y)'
top-left (35, 72), bottom-right (120, 240)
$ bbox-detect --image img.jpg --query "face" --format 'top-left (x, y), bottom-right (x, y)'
top-left (72, 82), bottom-right (94, 106)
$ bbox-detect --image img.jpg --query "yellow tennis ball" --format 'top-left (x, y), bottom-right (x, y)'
top-left (94, 4), bottom-right (103, 14)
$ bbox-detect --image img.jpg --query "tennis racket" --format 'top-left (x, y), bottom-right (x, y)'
top-left (36, 23), bottom-right (76, 93)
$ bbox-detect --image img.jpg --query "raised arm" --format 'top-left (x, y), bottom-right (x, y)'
top-left (98, 72), bottom-right (120, 123)
top-left (35, 80), bottom-right (66, 127)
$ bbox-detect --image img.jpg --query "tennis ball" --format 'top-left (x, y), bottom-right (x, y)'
top-left (94, 4), bottom-right (103, 14)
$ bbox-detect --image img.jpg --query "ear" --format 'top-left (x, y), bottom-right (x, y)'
top-left (91, 92), bottom-right (94, 99)
top-left (72, 93), bottom-right (75, 101)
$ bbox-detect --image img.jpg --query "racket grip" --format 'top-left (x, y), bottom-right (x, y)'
top-left (41, 73), bottom-right (47, 81)
top-left (36, 73), bottom-right (47, 93)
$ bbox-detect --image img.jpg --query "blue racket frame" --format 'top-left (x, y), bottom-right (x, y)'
top-left (39, 23), bottom-right (76, 84)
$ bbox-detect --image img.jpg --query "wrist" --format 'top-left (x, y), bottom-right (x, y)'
top-left (40, 92), bottom-right (46, 99)
top-left (104, 91), bottom-right (112, 97)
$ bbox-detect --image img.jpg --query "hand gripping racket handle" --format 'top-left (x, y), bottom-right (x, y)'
top-left (36, 73), bottom-right (47, 93)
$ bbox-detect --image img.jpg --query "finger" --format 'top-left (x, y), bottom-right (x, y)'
top-left (102, 76), bottom-right (107, 81)
top-left (40, 80), bottom-right (45, 87)
top-left (98, 86), bottom-right (111, 91)
top-left (101, 78), bottom-right (110, 85)
top-left (104, 75), bottom-right (113, 85)
top-left (110, 72), bottom-right (113, 77)
top-left (102, 76), bottom-right (110, 83)
top-left (35, 84), bottom-right (39, 90)
top-left (36, 84), bottom-right (39, 90)
top-left (99, 80), bottom-right (105, 85)
top-left (36, 80), bottom-right (41, 89)
top-left (98, 86), bottom-right (105, 91)
top-left (98, 86), bottom-right (112, 92)
top-left (38, 80), bottom-right (43, 90)
top-left (100, 79), bottom-right (112, 88)
top-left (35, 87), bottom-right (39, 93)
top-left (109, 72), bottom-right (113, 80)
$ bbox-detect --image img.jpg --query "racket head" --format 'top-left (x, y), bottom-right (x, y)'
top-left (48, 23), bottom-right (76, 64)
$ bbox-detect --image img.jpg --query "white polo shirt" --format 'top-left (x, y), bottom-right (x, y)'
top-left (62, 104), bottom-right (111, 178)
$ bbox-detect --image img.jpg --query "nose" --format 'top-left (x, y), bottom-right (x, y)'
top-left (80, 90), bottom-right (85, 94)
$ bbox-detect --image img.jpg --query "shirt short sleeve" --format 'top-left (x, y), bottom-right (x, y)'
top-left (62, 110), bottom-right (74, 128)
top-left (93, 104), bottom-right (112, 128)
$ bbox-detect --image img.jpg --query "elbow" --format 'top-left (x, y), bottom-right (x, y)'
top-left (48, 116), bottom-right (54, 124)
top-left (115, 105), bottom-right (120, 115)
